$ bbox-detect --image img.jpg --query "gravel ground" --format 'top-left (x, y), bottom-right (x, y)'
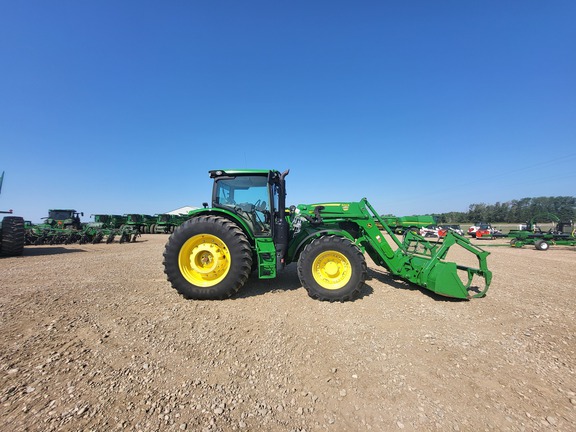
top-left (1, 234), bottom-right (575, 431)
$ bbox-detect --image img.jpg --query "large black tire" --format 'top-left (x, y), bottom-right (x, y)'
top-left (1, 216), bottom-right (25, 257)
top-left (163, 215), bottom-right (253, 300)
top-left (297, 235), bottom-right (366, 302)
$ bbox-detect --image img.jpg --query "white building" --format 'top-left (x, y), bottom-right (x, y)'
top-left (166, 206), bottom-right (198, 215)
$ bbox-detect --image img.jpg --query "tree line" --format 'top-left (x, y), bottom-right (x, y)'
top-left (435, 196), bottom-right (576, 224)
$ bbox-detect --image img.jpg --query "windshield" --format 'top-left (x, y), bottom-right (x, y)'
top-left (49, 210), bottom-right (74, 220)
top-left (214, 175), bottom-right (271, 236)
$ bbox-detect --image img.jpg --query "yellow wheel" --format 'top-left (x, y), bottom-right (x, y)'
top-left (179, 234), bottom-right (231, 287)
top-left (163, 215), bottom-right (252, 299)
top-left (298, 235), bottom-right (367, 302)
top-left (311, 251), bottom-right (352, 290)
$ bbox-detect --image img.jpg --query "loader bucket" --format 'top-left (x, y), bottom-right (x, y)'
top-left (399, 231), bottom-right (492, 299)
top-left (425, 261), bottom-right (489, 298)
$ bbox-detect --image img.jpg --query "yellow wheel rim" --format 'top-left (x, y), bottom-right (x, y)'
top-left (312, 251), bottom-right (352, 290)
top-left (178, 234), bottom-right (231, 287)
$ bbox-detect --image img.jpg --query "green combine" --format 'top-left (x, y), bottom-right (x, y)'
top-left (154, 213), bottom-right (187, 234)
top-left (163, 169), bottom-right (492, 301)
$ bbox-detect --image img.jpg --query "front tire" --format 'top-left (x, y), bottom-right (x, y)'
top-left (163, 215), bottom-right (253, 300)
top-left (297, 235), bottom-right (366, 302)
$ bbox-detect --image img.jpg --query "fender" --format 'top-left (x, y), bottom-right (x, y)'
top-left (287, 228), bottom-right (358, 264)
top-left (185, 207), bottom-right (257, 241)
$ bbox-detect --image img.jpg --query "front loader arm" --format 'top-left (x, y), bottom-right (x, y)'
top-left (292, 198), bottom-right (492, 299)
top-left (359, 199), bottom-right (492, 299)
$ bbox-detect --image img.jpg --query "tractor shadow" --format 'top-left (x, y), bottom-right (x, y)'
top-left (22, 239), bottom-right (148, 256)
top-left (23, 246), bottom-right (87, 256)
top-left (367, 268), bottom-right (466, 303)
top-left (233, 264), bottom-right (374, 302)
top-left (235, 263), bottom-right (374, 301)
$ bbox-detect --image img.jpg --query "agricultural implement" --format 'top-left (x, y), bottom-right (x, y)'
top-left (508, 213), bottom-right (575, 250)
top-left (123, 214), bottom-right (149, 234)
top-left (381, 214), bottom-right (437, 234)
top-left (163, 169), bottom-right (492, 301)
top-left (25, 210), bottom-right (140, 245)
top-left (82, 214), bottom-right (137, 244)
top-left (139, 214), bottom-right (157, 234)
top-left (0, 171), bottom-right (25, 257)
top-left (153, 213), bottom-right (187, 234)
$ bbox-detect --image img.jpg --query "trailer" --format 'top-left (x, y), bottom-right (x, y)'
top-left (508, 213), bottom-right (575, 250)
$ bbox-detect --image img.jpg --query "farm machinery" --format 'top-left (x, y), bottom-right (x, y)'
top-left (0, 171), bottom-right (25, 257)
top-left (123, 214), bottom-right (154, 234)
top-left (81, 214), bottom-right (139, 244)
top-left (163, 169), bottom-right (492, 302)
top-left (508, 213), bottom-right (575, 250)
top-left (472, 223), bottom-right (506, 240)
top-left (25, 209), bottom-right (86, 245)
top-left (25, 210), bottom-right (140, 245)
top-left (153, 213), bottom-right (187, 234)
top-left (381, 214), bottom-right (437, 234)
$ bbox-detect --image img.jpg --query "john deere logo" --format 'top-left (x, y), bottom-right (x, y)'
top-left (342, 204), bottom-right (349, 211)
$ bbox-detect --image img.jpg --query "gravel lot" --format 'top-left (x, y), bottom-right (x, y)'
top-left (1, 234), bottom-right (575, 431)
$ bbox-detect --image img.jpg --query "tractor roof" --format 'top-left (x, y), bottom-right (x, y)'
top-left (209, 169), bottom-right (276, 178)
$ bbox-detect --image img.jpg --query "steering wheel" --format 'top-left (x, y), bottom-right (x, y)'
top-left (254, 199), bottom-right (267, 212)
top-left (253, 200), bottom-right (270, 227)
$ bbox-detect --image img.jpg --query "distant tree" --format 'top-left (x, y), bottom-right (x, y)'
top-left (467, 203), bottom-right (488, 222)
top-left (438, 196), bottom-right (575, 223)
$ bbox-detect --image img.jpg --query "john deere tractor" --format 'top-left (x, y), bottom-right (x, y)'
top-left (163, 169), bottom-right (492, 301)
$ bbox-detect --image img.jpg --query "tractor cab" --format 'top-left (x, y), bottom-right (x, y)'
top-left (210, 169), bottom-right (289, 238)
top-left (209, 169), bottom-right (290, 273)
top-left (46, 209), bottom-right (83, 230)
top-left (211, 171), bottom-right (272, 236)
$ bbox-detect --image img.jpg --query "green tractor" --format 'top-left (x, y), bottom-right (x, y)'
top-left (0, 171), bottom-right (25, 257)
top-left (25, 209), bottom-right (85, 245)
top-left (163, 169), bottom-right (492, 301)
top-left (44, 209), bottom-right (84, 230)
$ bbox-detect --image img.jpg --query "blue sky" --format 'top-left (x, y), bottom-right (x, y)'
top-left (1, 1), bottom-right (575, 223)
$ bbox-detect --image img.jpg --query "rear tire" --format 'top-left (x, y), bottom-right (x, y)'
top-left (297, 235), bottom-right (366, 302)
top-left (1, 216), bottom-right (25, 257)
top-left (163, 215), bottom-right (253, 300)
